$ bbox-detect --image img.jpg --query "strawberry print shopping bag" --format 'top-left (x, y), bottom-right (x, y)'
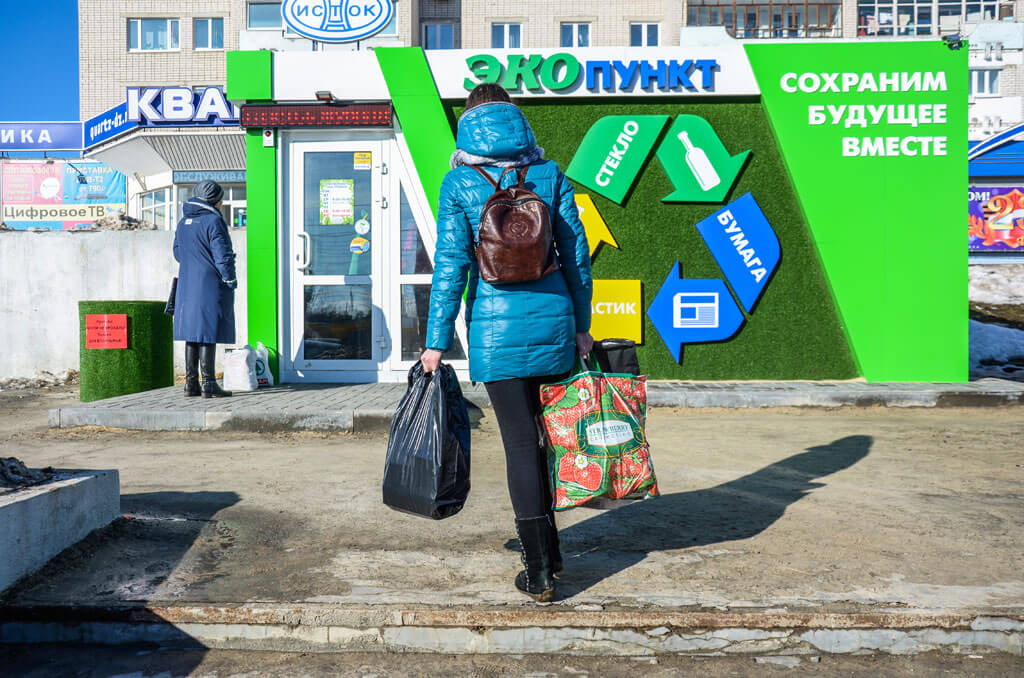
top-left (540, 364), bottom-right (658, 511)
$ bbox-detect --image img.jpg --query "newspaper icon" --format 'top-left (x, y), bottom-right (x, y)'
top-left (673, 292), bottom-right (719, 329)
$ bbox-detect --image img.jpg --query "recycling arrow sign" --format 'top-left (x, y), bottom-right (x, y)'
top-left (647, 193), bottom-right (780, 362)
top-left (567, 114), bottom-right (750, 206)
top-left (657, 115), bottom-right (751, 203)
top-left (646, 263), bottom-right (745, 362)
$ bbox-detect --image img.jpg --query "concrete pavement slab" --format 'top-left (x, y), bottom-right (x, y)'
top-left (2, 404), bottom-right (1023, 654)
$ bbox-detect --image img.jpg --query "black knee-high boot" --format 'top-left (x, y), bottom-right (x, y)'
top-left (514, 516), bottom-right (556, 602)
top-left (200, 343), bottom-right (232, 398)
top-left (184, 342), bottom-right (201, 397)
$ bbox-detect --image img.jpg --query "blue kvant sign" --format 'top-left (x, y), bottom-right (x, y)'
top-left (127, 87), bottom-right (240, 127)
top-left (283, 0), bottom-right (394, 42)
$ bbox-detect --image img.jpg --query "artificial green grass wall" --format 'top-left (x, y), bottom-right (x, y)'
top-left (450, 100), bottom-right (858, 380)
top-left (79, 301), bottom-right (174, 402)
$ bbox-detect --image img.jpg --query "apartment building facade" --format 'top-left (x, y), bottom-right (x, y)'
top-left (77, 0), bottom-right (1024, 227)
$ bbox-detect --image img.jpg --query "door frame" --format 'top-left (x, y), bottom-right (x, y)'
top-left (277, 128), bottom-right (471, 383)
top-left (279, 130), bottom-right (392, 383)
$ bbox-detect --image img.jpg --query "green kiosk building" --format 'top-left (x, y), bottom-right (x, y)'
top-left (225, 41), bottom-right (966, 384)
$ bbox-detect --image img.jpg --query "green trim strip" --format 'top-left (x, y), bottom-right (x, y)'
top-left (375, 47), bottom-right (456, 215)
top-left (243, 129), bottom-right (280, 380)
top-left (227, 49), bottom-right (279, 380)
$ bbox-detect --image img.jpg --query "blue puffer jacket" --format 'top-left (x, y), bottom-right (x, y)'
top-left (426, 102), bottom-right (593, 382)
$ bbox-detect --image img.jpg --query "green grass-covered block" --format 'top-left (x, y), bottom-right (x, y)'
top-left (79, 301), bottom-right (173, 402)
top-left (448, 100), bottom-right (858, 380)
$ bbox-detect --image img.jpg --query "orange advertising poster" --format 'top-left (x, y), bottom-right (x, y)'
top-left (85, 314), bottom-right (128, 349)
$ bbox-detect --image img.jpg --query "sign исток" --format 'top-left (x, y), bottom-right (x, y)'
top-left (85, 314), bottom-right (128, 350)
top-left (283, 0), bottom-right (394, 43)
top-left (590, 280), bottom-right (643, 344)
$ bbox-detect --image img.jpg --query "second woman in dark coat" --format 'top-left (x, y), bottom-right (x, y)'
top-left (172, 180), bottom-right (237, 398)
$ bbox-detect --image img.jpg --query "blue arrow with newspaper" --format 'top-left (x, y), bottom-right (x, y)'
top-left (646, 262), bottom-right (745, 362)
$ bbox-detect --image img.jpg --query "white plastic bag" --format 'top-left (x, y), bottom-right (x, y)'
top-left (223, 345), bottom-right (258, 392)
top-left (254, 342), bottom-right (275, 387)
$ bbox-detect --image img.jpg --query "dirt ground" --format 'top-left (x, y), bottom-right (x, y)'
top-left (1, 645), bottom-right (1022, 678)
top-left (1, 385), bottom-right (1022, 613)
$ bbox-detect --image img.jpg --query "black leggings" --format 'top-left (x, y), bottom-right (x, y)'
top-left (485, 373), bottom-right (568, 520)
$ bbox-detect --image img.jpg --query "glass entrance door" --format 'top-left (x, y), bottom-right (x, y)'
top-left (289, 141), bottom-right (386, 375)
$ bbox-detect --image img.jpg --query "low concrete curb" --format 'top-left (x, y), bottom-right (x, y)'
top-left (48, 380), bottom-right (1024, 432)
top-left (1, 604), bottom-right (1022, 656)
top-left (0, 471), bottom-right (120, 594)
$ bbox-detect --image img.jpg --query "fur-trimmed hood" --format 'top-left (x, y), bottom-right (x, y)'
top-left (450, 102), bottom-right (545, 169)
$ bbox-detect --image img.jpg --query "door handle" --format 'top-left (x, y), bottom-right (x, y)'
top-left (297, 232), bottom-right (311, 270)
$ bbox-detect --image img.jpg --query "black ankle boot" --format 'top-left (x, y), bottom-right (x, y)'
top-left (199, 343), bottom-right (231, 398)
top-left (546, 511), bottom-right (563, 575)
top-left (184, 342), bottom-right (201, 397)
top-left (514, 516), bottom-right (556, 602)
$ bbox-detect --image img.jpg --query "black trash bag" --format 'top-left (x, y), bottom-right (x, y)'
top-left (382, 362), bottom-right (471, 520)
top-left (591, 338), bottom-right (641, 375)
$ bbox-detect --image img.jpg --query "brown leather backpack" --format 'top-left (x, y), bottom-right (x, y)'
top-left (470, 166), bottom-right (558, 284)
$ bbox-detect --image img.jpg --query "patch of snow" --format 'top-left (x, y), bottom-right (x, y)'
top-left (969, 264), bottom-right (1024, 305)
top-left (969, 320), bottom-right (1024, 380)
top-left (0, 369), bottom-right (78, 391)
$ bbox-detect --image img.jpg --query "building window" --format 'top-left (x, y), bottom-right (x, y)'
top-left (177, 184), bottom-right (246, 228)
top-left (378, 12), bottom-right (398, 36)
top-left (194, 18), bottom-right (225, 49)
top-left (970, 69), bottom-right (1000, 99)
top-left (560, 22), bottom-right (590, 47)
top-left (248, 2), bottom-right (282, 30)
top-left (630, 22), bottom-right (659, 47)
top-left (127, 19), bottom-right (180, 51)
top-left (858, 0), bottom-right (932, 36)
top-left (141, 188), bottom-right (170, 229)
top-left (423, 23), bottom-right (457, 49)
top-left (691, 1), bottom-right (841, 39)
top-left (491, 22), bottom-right (521, 48)
top-left (933, 1), bottom-right (1014, 33)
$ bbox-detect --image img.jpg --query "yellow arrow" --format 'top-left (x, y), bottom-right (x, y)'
top-left (574, 193), bottom-right (619, 258)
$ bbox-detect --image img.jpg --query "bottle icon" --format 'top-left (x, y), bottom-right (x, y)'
top-left (678, 131), bottom-right (721, 192)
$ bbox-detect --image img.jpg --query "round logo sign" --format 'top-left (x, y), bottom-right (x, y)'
top-left (355, 218), bottom-right (370, 235)
top-left (282, 0), bottom-right (394, 43)
top-left (350, 237), bottom-right (370, 254)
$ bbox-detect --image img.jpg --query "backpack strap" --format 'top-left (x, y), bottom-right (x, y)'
top-left (470, 165), bottom-right (527, 189)
top-left (470, 165), bottom-right (499, 189)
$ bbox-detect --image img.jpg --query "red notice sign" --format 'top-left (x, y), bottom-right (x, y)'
top-left (85, 314), bottom-right (128, 349)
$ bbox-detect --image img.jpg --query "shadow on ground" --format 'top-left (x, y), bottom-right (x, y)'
top-left (1, 490), bottom-right (240, 663)
top-left (552, 435), bottom-right (873, 597)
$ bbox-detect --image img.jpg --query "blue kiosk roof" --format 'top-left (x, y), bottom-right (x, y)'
top-left (970, 123), bottom-right (1024, 179)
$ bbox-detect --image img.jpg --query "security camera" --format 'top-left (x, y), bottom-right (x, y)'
top-left (943, 34), bottom-right (964, 51)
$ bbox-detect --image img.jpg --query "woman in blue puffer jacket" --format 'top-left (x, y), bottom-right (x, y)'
top-left (421, 84), bottom-right (593, 602)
